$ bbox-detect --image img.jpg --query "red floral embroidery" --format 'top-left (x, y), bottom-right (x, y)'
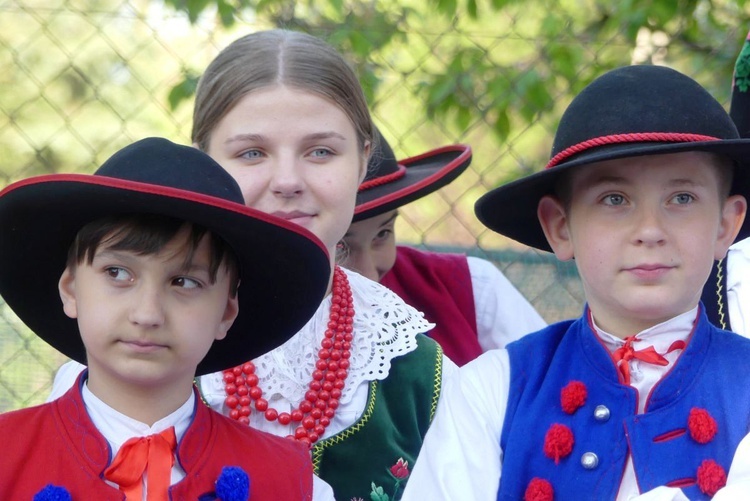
top-left (696, 459), bottom-right (727, 496)
top-left (524, 477), bottom-right (554, 501)
top-left (389, 457), bottom-right (410, 479)
top-left (688, 408), bottom-right (718, 444)
top-left (560, 381), bottom-right (587, 414)
top-left (543, 423), bottom-right (574, 464)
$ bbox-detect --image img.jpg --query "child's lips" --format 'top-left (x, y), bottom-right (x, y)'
top-left (625, 263), bottom-right (674, 279)
top-left (271, 210), bottom-right (314, 227)
top-left (120, 339), bottom-right (168, 353)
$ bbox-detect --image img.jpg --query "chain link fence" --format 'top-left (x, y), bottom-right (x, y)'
top-left (0, 0), bottom-right (745, 411)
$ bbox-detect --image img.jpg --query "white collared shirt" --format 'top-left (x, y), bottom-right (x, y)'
top-left (82, 383), bottom-right (193, 497)
top-left (402, 308), bottom-right (698, 501)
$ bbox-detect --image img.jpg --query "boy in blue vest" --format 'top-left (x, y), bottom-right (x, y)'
top-left (0, 138), bottom-right (333, 499)
top-left (402, 65), bottom-right (750, 500)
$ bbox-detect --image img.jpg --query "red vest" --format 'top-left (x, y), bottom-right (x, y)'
top-left (381, 246), bottom-right (481, 365)
top-left (0, 375), bottom-right (313, 500)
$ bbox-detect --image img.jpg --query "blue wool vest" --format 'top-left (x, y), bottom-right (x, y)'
top-left (498, 307), bottom-right (750, 500)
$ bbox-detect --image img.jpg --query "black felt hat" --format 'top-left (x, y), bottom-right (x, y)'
top-left (353, 131), bottom-right (472, 222)
top-left (475, 64), bottom-right (750, 251)
top-left (0, 138), bottom-right (331, 375)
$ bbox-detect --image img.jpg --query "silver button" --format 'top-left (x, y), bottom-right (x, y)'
top-left (594, 405), bottom-right (610, 422)
top-left (581, 452), bottom-right (599, 469)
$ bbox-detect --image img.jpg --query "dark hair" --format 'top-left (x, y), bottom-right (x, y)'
top-left (67, 214), bottom-right (239, 296)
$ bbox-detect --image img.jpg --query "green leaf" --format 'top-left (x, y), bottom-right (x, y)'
top-left (455, 106), bottom-right (472, 131)
top-left (467, 0), bottom-right (478, 19)
top-left (349, 31), bottom-right (373, 57)
top-left (427, 75), bottom-right (458, 108)
top-left (167, 74), bottom-right (199, 111)
top-left (216, 0), bottom-right (236, 27)
top-left (492, 108), bottom-right (511, 141)
top-left (185, 0), bottom-right (211, 24)
top-left (435, 0), bottom-right (458, 17)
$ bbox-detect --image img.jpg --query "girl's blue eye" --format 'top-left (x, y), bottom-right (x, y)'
top-left (603, 194), bottom-right (625, 206)
top-left (241, 150), bottom-right (263, 160)
top-left (311, 148), bottom-right (332, 158)
top-left (673, 193), bottom-right (694, 204)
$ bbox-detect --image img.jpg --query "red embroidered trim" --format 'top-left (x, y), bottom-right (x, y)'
top-left (652, 429), bottom-right (686, 443)
top-left (546, 132), bottom-right (721, 169)
top-left (666, 478), bottom-right (696, 488)
top-left (358, 164), bottom-right (407, 192)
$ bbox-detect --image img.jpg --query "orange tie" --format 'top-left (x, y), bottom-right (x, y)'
top-left (104, 426), bottom-right (177, 501)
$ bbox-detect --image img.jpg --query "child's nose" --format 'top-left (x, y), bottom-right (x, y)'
top-left (129, 287), bottom-right (166, 326)
top-left (270, 158), bottom-right (304, 198)
top-left (633, 205), bottom-right (668, 246)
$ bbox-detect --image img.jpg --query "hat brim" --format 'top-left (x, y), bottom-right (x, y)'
top-left (475, 140), bottom-right (750, 252)
top-left (353, 145), bottom-right (472, 222)
top-left (0, 175), bottom-right (330, 375)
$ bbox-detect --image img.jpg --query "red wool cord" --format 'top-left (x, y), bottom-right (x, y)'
top-left (222, 266), bottom-right (354, 448)
top-left (546, 132), bottom-right (720, 169)
top-left (358, 164), bottom-right (406, 191)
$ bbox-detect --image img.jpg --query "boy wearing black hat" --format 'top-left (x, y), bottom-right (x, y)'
top-left (0, 138), bottom-right (334, 499)
top-left (402, 65), bottom-right (750, 500)
top-left (341, 133), bottom-right (545, 366)
top-left (701, 30), bottom-right (750, 338)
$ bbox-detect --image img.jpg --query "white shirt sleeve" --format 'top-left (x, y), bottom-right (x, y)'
top-left (712, 432), bottom-right (750, 500)
top-left (727, 237), bottom-right (750, 338)
top-left (313, 474), bottom-right (336, 501)
top-left (402, 348), bottom-right (510, 501)
top-left (467, 256), bottom-right (547, 351)
top-left (46, 359), bottom-right (86, 402)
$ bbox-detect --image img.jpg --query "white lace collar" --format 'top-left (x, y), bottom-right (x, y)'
top-left (251, 268), bottom-right (433, 405)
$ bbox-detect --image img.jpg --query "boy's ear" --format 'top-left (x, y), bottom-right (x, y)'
top-left (215, 293), bottom-right (239, 341)
top-left (538, 195), bottom-right (575, 261)
top-left (58, 267), bottom-right (79, 319)
top-left (714, 194), bottom-right (748, 260)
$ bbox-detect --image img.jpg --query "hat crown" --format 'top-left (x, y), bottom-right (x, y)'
top-left (363, 132), bottom-right (399, 182)
top-left (96, 138), bottom-right (245, 205)
top-left (552, 65), bottom-right (740, 160)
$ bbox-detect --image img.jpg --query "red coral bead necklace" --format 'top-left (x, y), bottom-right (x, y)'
top-left (222, 266), bottom-right (354, 448)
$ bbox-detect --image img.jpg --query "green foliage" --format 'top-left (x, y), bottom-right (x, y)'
top-left (168, 72), bottom-right (200, 111)
top-left (161, 0), bottom-right (750, 151)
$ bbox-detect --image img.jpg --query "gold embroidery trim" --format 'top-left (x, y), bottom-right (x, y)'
top-left (430, 344), bottom-right (444, 422)
top-left (716, 258), bottom-right (727, 330)
top-left (310, 380), bottom-right (379, 475)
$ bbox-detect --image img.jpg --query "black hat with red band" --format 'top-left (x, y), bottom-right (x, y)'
top-left (353, 130), bottom-right (472, 222)
top-left (0, 138), bottom-right (331, 375)
top-left (475, 64), bottom-right (750, 252)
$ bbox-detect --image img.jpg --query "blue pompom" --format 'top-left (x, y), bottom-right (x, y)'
top-left (215, 466), bottom-right (250, 501)
top-left (33, 485), bottom-right (72, 501)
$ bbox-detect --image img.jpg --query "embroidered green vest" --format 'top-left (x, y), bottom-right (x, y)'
top-left (311, 334), bottom-right (443, 501)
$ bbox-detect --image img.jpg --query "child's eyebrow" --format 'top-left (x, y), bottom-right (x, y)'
top-left (303, 131), bottom-right (347, 142)
top-left (224, 133), bottom-right (263, 145)
top-left (224, 131), bottom-right (347, 145)
top-left (665, 178), bottom-right (707, 188)
top-left (576, 174), bottom-right (629, 190)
